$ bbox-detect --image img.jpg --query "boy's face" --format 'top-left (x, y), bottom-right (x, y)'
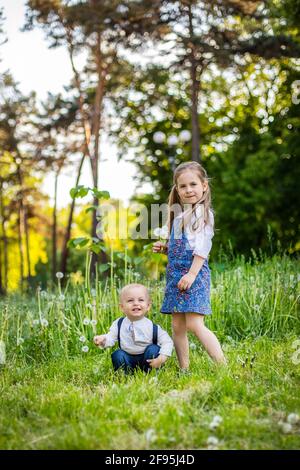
top-left (119, 286), bottom-right (151, 321)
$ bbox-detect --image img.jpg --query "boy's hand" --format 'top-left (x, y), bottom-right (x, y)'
top-left (152, 241), bottom-right (167, 254)
top-left (177, 273), bottom-right (196, 291)
top-left (146, 354), bottom-right (167, 369)
top-left (93, 335), bottom-right (106, 348)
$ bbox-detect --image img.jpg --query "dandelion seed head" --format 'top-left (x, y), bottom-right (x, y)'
top-left (82, 345), bottom-right (89, 353)
top-left (59, 294), bottom-right (65, 301)
top-left (287, 413), bottom-right (299, 425)
top-left (207, 436), bottom-right (219, 446)
top-left (280, 422), bottom-right (292, 434)
top-left (83, 318), bottom-right (90, 325)
top-left (153, 227), bottom-right (162, 237)
top-left (17, 338), bottom-right (24, 346)
top-left (91, 319), bottom-right (97, 326)
top-left (150, 377), bottom-right (158, 383)
top-left (79, 335), bottom-right (86, 343)
top-left (40, 319), bottom-right (49, 327)
top-left (190, 342), bottom-right (197, 351)
top-left (145, 428), bottom-right (157, 443)
top-left (209, 422), bottom-right (218, 430)
top-left (56, 272), bottom-right (64, 279)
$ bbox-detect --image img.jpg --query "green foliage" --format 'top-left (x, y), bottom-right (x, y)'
top-left (0, 338), bottom-right (299, 449)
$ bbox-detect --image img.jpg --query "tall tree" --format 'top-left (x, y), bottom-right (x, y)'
top-left (24, 0), bottom-right (172, 275)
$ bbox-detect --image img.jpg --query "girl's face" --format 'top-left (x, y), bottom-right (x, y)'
top-left (176, 170), bottom-right (208, 206)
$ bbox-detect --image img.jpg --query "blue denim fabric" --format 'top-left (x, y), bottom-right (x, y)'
top-left (111, 344), bottom-right (160, 374)
top-left (161, 224), bottom-right (211, 315)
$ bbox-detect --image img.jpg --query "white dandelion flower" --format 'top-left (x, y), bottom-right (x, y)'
top-left (209, 415), bottom-right (223, 429)
top-left (160, 225), bottom-right (169, 239)
top-left (145, 428), bottom-right (157, 444)
top-left (209, 422), bottom-right (218, 430)
top-left (82, 345), bottom-right (89, 353)
top-left (56, 272), bottom-right (64, 279)
top-left (287, 413), bottom-right (299, 425)
top-left (79, 336), bottom-right (86, 343)
top-left (212, 415), bottom-right (223, 424)
top-left (40, 319), bottom-right (49, 327)
top-left (150, 377), bottom-right (158, 384)
top-left (83, 318), bottom-right (90, 325)
top-left (91, 319), bottom-right (97, 326)
top-left (280, 422), bottom-right (292, 434)
top-left (190, 342), bottom-right (197, 351)
top-left (207, 436), bottom-right (219, 446)
top-left (153, 227), bottom-right (162, 237)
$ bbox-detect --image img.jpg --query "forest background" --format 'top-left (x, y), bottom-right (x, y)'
top-left (0, 0), bottom-right (299, 292)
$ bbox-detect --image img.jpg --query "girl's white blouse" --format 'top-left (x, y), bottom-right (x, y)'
top-left (174, 207), bottom-right (214, 259)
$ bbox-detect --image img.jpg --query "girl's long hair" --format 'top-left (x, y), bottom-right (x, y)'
top-left (167, 162), bottom-right (213, 236)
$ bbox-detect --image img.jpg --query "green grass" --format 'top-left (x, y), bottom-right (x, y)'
top-left (0, 336), bottom-right (300, 449)
top-left (0, 253), bottom-right (299, 449)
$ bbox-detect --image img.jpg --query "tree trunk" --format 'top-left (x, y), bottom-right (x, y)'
top-left (0, 188), bottom-right (8, 293)
top-left (188, 3), bottom-right (201, 163)
top-left (52, 169), bottom-right (59, 282)
top-left (90, 31), bottom-right (107, 277)
top-left (24, 205), bottom-right (32, 283)
top-left (0, 182), bottom-right (5, 295)
top-left (16, 163), bottom-right (25, 292)
top-left (60, 152), bottom-right (85, 275)
top-left (17, 202), bottom-right (24, 293)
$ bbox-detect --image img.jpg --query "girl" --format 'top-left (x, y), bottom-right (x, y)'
top-left (153, 162), bottom-right (226, 370)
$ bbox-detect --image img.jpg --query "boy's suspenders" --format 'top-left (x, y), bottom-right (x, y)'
top-left (117, 317), bottom-right (124, 349)
top-left (117, 317), bottom-right (158, 349)
top-left (152, 323), bottom-right (158, 345)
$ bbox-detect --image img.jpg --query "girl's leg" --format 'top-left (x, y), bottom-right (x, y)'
top-left (186, 313), bottom-right (226, 364)
top-left (172, 313), bottom-right (189, 369)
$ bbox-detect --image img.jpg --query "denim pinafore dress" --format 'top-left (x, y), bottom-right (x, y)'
top-left (161, 219), bottom-right (211, 315)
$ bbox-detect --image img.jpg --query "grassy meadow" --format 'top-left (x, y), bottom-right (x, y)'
top-left (0, 252), bottom-right (300, 450)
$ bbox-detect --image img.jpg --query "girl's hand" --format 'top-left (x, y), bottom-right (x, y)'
top-left (93, 335), bottom-right (106, 348)
top-left (177, 273), bottom-right (196, 291)
top-left (152, 241), bottom-right (167, 254)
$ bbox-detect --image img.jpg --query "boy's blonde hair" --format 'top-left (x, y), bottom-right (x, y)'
top-left (167, 161), bottom-right (213, 236)
top-left (119, 283), bottom-right (151, 303)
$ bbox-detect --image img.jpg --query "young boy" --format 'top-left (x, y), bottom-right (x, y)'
top-left (93, 283), bottom-right (173, 373)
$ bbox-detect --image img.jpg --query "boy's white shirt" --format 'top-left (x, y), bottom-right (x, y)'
top-left (102, 316), bottom-right (173, 357)
top-left (174, 207), bottom-right (214, 259)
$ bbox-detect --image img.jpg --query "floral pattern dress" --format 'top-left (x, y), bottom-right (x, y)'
top-left (161, 221), bottom-right (211, 315)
